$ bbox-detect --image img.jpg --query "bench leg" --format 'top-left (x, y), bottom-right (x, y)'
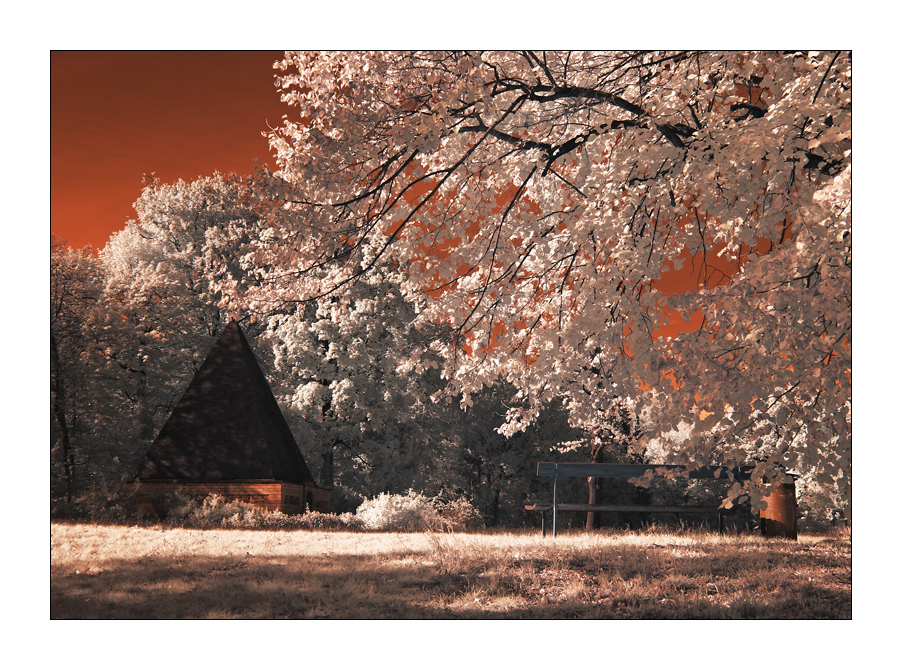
top-left (542, 510), bottom-right (546, 538)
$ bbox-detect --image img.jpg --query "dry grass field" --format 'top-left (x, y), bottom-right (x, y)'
top-left (50, 522), bottom-right (850, 619)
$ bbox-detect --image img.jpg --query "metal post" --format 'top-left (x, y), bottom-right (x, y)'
top-left (552, 464), bottom-right (559, 538)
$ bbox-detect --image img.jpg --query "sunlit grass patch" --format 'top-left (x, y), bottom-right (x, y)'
top-left (51, 523), bottom-right (850, 619)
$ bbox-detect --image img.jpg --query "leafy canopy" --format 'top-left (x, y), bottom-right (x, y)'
top-left (244, 52), bottom-right (850, 487)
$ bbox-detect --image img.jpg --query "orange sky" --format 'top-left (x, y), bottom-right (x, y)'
top-left (51, 51), bottom-right (286, 251)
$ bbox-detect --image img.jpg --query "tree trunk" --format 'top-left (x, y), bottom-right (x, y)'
top-left (321, 443), bottom-right (336, 488)
top-left (135, 350), bottom-right (154, 444)
top-left (490, 488), bottom-right (500, 527)
top-left (586, 437), bottom-right (603, 530)
top-left (51, 332), bottom-right (75, 503)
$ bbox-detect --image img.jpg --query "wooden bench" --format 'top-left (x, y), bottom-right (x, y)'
top-left (525, 462), bottom-right (752, 537)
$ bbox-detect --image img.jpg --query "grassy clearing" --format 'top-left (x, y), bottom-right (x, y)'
top-left (51, 523), bottom-right (850, 619)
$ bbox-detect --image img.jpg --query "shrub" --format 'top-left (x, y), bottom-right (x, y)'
top-left (434, 495), bottom-right (484, 531)
top-left (51, 484), bottom-right (483, 533)
top-left (50, 481), bottom-right (149, 524)
top-left (50, 486), bottom-right (365, 531)
top-left (164, 494), bottom-right (364, 530)
top-left (355, 490), bottom-right (443, 531)
top-left (170, 494), bottom-right (267, 528)
top-left (355, 490), bottom-right (483, 532)
top-left (289, 509), bottom-right (365, 531)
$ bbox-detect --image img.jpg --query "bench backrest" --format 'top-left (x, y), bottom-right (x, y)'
top-left (536, 462), bottom-right (752, 480)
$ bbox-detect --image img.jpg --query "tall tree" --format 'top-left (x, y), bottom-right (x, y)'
top-left (260, 263), bottom-right (462, 508)
top-left (51, 238), bottom-right (103, 501)
top-left (92, 172), bottom-right (270, 479)
top-left (249, 51), bottom-right (850, 498)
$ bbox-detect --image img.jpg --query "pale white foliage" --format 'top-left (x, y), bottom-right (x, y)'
top-left (92, 173), bottom-right (271, 459)
top-left (355, 491), bottom-right (483, 531)
top-left (252, 50), bottom-right (851, 490)
top-left (642, 420), bottom-right (696, 463)
top-left (355, 490), bottom-right (443, 531)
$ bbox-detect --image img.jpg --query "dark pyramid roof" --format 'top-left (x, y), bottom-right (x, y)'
top-left (137, 320), bottom-right (317, 484)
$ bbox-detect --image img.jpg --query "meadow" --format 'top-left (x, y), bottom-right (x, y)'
top-left (51, 522), bottom-right (851, 619)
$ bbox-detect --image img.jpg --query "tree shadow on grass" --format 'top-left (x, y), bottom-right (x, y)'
top-left (51, 539), bottom-right (851, 619)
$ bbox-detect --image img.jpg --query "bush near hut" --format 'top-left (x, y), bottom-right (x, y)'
top-left (355, 491), bottom-right (483, 532)
top-left (50, 485), bottom-right (486, 533)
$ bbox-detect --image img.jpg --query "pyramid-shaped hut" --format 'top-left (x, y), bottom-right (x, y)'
top-left (134, 320), bottom-right (330, 515)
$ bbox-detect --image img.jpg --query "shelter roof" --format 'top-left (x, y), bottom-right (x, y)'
top-left (136, 320), bottom-right (316, 484)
